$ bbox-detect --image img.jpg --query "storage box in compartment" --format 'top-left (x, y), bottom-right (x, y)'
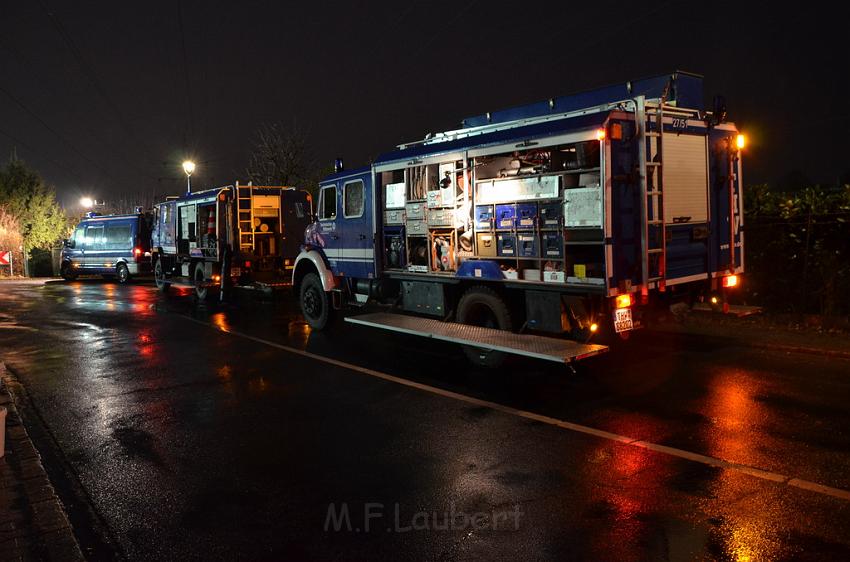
top-left (516, 203), bottom-right (537, 228)
top-left (475, 205), bottom-right (494, 230)
top-left (405, 202), bottom-right (427, 221)
top-left (475, 232), bottom-right (497, 257)
top-left (384, 209), bottom-right (405, 225)
top-left (503, 270), bottom-right (519, 280)
top-left (522, 268), bottom-right (541, 281)
top-left (517, 232), bottom-right (538, 257)
top-left (497, 233), bottom-right (517, 257)
top-left (543, 271), bottom-right (566, 283)
top-left (539, 202), bottom-right (562, 228)
top-left (541, 232), bottom-right (563, 258)
top-left (406, 219), bottom-right (427, 236)
top-left (427, 207), bottom-right (455, 227)
top-left (495, 204), bottom-right (516, 229)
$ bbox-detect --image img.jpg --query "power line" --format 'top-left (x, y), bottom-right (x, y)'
top-left (0, 125), bottom-right (87, 185)
top-left (0, 35), bottom-right (159, 182)
top-left (0, 84), bottom-right (116, 182)
top-left (176, 0), bottom-right (195, 154)
top-left (36, 0), bottom-right (158, 169)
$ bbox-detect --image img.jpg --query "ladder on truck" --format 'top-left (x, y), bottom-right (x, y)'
top-left (236, 182), bottom-right (255, 253)
top-left (636, 95), bottom-right (668, 297)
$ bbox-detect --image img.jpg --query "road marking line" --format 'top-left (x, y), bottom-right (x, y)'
top-left (181, 315), bottom-right (850, 502)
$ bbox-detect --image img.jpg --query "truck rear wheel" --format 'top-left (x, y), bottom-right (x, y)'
top-left (154, 258), bottom-right (169, 293)
top-left (116, 263), bottom-right (130, 284)
top-left (456, 286), bottom-right (512, 368)
top-left (194, 263), bottom-right (211, 302)
top-left (300, 272), bottom-right (331, 330)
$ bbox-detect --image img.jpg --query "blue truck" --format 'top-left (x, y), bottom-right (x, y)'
top-left (151, 183), bottom-right (312, 300)
top-left (293, 71), bottom-right (746, 366)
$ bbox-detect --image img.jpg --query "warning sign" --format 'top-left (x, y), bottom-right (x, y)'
top-left (0, 251), bottom-right (11, 266)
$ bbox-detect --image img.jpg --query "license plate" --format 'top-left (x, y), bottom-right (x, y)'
top-left (230, 267), bottom-right (241, 277)
top-left (613, 308), bottom-right (633, 333)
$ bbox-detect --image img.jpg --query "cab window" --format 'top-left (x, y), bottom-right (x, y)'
top-left (343, 180), bottom-right (364, 218)
top-left (319, 185), bottom-right (337, 220)
top-left (72, 226), bottom-right (85, 246)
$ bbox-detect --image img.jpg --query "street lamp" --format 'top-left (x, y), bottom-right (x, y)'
top-left (80, 197), bottom-right (94, 209)
top-left (182, 160), bottom-right (196, 194)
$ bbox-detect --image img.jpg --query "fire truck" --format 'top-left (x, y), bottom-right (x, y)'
top-left (151, 183), bottom-right (311, 300)
top-left (293, 71), bottom-right (746, 366)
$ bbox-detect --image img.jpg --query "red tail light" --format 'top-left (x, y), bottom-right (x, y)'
top-left (134, 247), bottom-right (142, 262)
top-left (244, 260), bottom-right (251, 269)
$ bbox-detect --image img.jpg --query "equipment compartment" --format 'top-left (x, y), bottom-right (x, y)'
top-left (516, 203), bottom-right (537, 228)
top-left (497, 233), bottom-right (517, 257)
top-left (495, 204), bottom-right (516, 229)
top-left (475, 205), bottom-right (494, 230)
top-left (476, 232), bottom-right (497, 257)
top-left (517, 232), bottom-right (538, 257)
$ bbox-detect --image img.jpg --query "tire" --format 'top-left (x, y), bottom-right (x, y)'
top-left (154, 258), bottom-right (169, 293)
top-left (116, 263), bottom-right (130, 284)
top-left (60, 261), bottom-right (77, 281)
top-left (300, 272), bottom-right (331, 330)
top-left (456, 285), bottom-right (512, 368)
top-left (194, 262), bottom-right (210, 302)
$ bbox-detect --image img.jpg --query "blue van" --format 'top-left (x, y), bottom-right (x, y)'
top-left (60, 212), bottom-right (152, 283)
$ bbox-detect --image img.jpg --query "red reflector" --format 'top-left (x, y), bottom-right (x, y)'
top-left (722, 275), bottom-right (739, 288)
top-left (610, 123), bottom-right (623, 140)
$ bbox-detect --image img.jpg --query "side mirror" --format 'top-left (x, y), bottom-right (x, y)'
top-left (64, 239), bottom-right (75, 249)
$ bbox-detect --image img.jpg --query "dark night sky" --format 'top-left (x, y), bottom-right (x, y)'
top-left (1, 1), bottom-right (847, 208)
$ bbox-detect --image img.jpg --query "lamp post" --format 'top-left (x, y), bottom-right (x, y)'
top-left (182, 160), bottom-right (196, 194)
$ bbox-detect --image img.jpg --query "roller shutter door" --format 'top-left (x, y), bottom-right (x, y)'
top-left (662, 134), bottom-right (708, 223)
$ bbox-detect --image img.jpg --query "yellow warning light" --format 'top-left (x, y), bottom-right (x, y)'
top-left (589, 323), bottom-right (599, 333)
top-left (736, 134), bottom-right (746, 149)
top-left (711, 296), bottom-right (719, 305)
top-left (596, 128), bottom-right (606, 141)
top-left (615, 294), bottom-right (632, 309)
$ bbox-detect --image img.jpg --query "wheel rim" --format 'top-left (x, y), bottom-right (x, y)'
top-left (155, 262), bottom-right (164, 287)
top-left (118, 265), bottom-right (128, 282)
top-left (195, 270), bottom-right (207, 299)
top-left (303, 286), bottom-right (321, 318)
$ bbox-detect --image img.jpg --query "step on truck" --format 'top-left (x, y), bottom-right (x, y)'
top-left (152, 182), bottom-right (312, 300)
top-left (293, 71), bottom-right (746, 366)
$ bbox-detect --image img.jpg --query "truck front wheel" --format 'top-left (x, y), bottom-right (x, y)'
top-left (300, 272), bottom-right (331, 330)
top-left (456, 286), bottom-right (512, 368)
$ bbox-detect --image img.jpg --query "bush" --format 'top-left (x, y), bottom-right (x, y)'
top-left (745, 184), bottom-right (850, 316)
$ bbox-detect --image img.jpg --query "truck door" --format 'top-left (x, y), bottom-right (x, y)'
top-left (340, 176), bottom-right (375, 279)
top-left (317, 182), bottom-right (342, 273)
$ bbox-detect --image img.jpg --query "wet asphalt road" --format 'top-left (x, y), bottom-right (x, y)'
top-left (0, 279), bottom-right (849, 561)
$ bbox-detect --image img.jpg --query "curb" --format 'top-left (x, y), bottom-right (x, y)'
top-left (651, 323), bottom-right (850, 360)
top-left (744, 341), bottom-right (850, 360)
top-left (0, 363), bottom-right (85, 561)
